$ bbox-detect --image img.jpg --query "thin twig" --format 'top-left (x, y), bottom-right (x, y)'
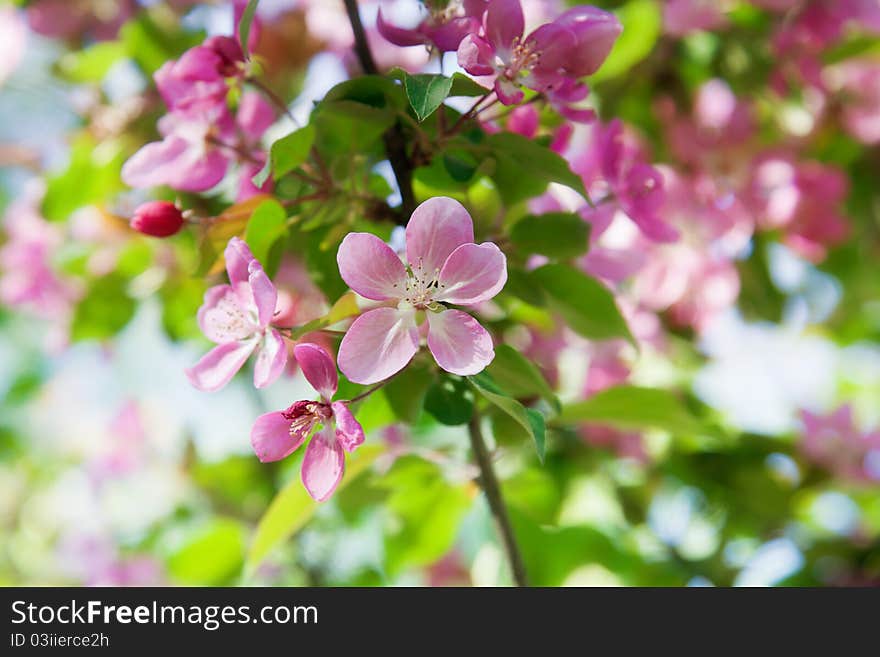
top-left (468, 413), bottom-right (529, 587)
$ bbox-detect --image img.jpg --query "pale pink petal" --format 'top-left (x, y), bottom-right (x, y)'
top-left (405, 197), bottom-right (475, 275)
top-left (237, 91), bottom-right (275, 142)
top-left (225, 237), bottom-right (256, 290)
top-left (253, 329), bottom-right (287, 388)
top-left (457, 34), bottom-right (495, 76)
top-left (485, 0), bottom-right (523, 49)
top-left (169, 146), bottom-right (229, 192)
top-left (426, 309), bottom-right (495, 376)
top-left (301, 428), bottom-right (345, 502)
top-left (121, 137), bottom-right (189, 189)
top-left (495, 76), bottom-right (524, 105)
top-left (331, 402), bottom-right (365, 453)
top-left (337, 232), bottom-right (407, 301)
top-left (248, 260), bottom-right (277, 328)
top-left (338, 307), bottom-right (419, 385)
top-left (197, 284), bottom-right (257, 343)
top-left (185, 340), bottom-right (256, 392)
top-left (436, 242), bottom-right (507, 305)
top-left (294, 342), bottom-right (338, 401)
top-left (250, 411), bottom-right (306, 462)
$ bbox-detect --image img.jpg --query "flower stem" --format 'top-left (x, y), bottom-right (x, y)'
top-left (467, 413), bottom-right (529, 587)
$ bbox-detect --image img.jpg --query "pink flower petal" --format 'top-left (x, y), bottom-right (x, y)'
top-left (250, 411), bottom-right (306, 462)
top-left (253, 329), bottom-right (287, 388)
top-left (294, 342), bottom-right (339, 401)
top-left (338, 307), bottom-right (419, 385)
top-left (426, 309), bottom-right (495, 376)
top-left (225, 237), bottom-right (256, 290)
top-left (405, 197), bottom-right (474, 275)
top-left (197, 284), bottom-right (257, 343)
top-left (485, 0), bottom-right (524, 49)
top-left (185, 340), bottom-right (256, 392)
top-left (555, 6), bottom-right (622, 77)
top-left (236, 91), bottom-right (275, 141)
top-left (376, 8), bottom-right (426, 47)
top-left (301, 428), bottom-right (345, 502)
top-left (248, 260), bottom-right (277, 328)
top-left (331, 402), bottom-right (365, 453)
top-left (337, 232), bottom-right (407, 301)
top-left (121, 137), bottom-right (189, 189)
top-left (457, 34), bottom-right (495, 76)
top-left (436, 242), bottom-right (507, 306)
top-left (495, 76), bottom-right (524, 105)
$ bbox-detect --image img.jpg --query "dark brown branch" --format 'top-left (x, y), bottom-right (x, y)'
top-left (342, 0), bottom-right (416, 219)
top-left (468, 414), bottom-right (530, 587)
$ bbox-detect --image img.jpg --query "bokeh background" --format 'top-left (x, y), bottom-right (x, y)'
top-left (1, 0), bottom-right (879, 586)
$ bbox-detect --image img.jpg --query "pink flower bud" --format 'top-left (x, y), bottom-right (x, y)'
top-left (130, 201), bottom-right (185, 237)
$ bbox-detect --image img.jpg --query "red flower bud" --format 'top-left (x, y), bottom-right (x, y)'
top-left (130, 201), bottom-right (185, 237)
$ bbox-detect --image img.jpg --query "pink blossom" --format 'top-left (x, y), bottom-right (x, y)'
top-left (154, 36), bottom-right (245, 115)
top-left (130, 201), bottom-right (185, 238)
top-left (826, 59), bottom-right (880, 145)
top-left (251, 343), bottom-right (365, 501)
top-left (800, 405), bottom-right (880, 484)
top-left (377, 0), bottom-right (487, 52)
top-left (336, 197), bottom-right (506, 384)
top-left (457, 0), bottom-right (620, 105)
top-left (26, 0), bottom-right (136, 41)
top-left (185, 237), bottom-right (287, 392)
top-left (122, 92), bottom-right (274, 195)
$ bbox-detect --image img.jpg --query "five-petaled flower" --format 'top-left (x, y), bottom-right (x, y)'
top-left (251, 343), bottom-right (365, 501)
top-left (186, 237), bottom-right (287, 392)
top-left (457, 0), bottom-right (621, 105)
top-left (336, 196), bottom-right (507, 385)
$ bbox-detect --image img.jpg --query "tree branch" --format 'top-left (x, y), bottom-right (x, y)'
top-left (342, 0), bottom-right (416, 219)
top-left (468, 414), bottom-right (529, 587)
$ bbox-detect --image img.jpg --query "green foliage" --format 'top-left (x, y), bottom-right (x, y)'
top-left (255, 124), bottom-right (316, 187)
top-left (510, 212), bottom-right (590, 260)
top-left (531, 264), bottom-right (634, 343)
top-left (486, 345), bottom-right (560, 413)
top-left (167, 519), bottom-right (246, 585)
top-left (384, 361), bottom-right (435, 424)
top-left (70, 275), bottom-right (136, 342)
top-left (470, 372), bottom-right (546, 462)
top-left (403, 73), bottom-right (454, 122)
top-left (238, 0), bottom-right (260, 57)
top-left (591, 0), bottom-right (662, 83)
top-left (244, 199), bottom-right (287, 267)
top-left (424, 376), bottom-right (475, 425)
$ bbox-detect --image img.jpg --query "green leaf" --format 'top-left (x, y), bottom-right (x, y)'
top-left (559, 386), bottom-right (703, 436)
top-left (70, 275), bottom-right (136, 342)
top-left (238, 0), bottom-right (260, 57)
top-left (532, 263), bottom-right (633, 343)
top-left (469, 372), bottom-right (546, 462)
top-left (591, 0), bottom-right (661, 83)
top-left (384, 362), bottom-right (435, 424)
top-left (510, 212), bottom-right (590, 259)
top-left (403, 72), bottom-right (454, 122)
top-left (244, 199), bottom-right (287, 265)
top-left (167, 519), bottom-right (245, 586)
top-left (260, 124), bottom-right (315, 184)
top-left (312, 100), bottom-right (395, 154)
top-left (504, 267), bottom-right (546, 307)
top-left (487, 345), bottom-right (560, 412)
top-left (449, 72), bottom-right (491, 97)
top-left (424, 376), bottom-right (474, 425)
top-left (246, 445), bottom-right (384, 572)
top-left (486, 132), bottom-right (590, 204)
top-left (58, 41), bottom-right (127, 83)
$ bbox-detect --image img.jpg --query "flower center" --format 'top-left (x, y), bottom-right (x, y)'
top-left (505, 36), bottom-right (541, 79)
top-left (282, 400), bottom-right (332, 438)
top-left (400, 261), bottom-right (445, 309)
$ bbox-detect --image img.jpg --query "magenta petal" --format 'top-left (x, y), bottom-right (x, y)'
top-left (185, 340), bottom-right (256, 392)
top-left (225, 237), bottom-right (256, 290)
top-left (251, 411), bottom-right (305, 462)
top-left (253, 329), bottom-right (287, 389)
top-left (121, 137), bottom-right (189, 189)
top-left (248, 261), bottom-right (277, 328)
top-left (337, 232), bottom-right (407, 301)
top-left (457, 34), bottom-right (496, 76)
top-left (294, 342), bottom-right (339, 401)
top-left (405, 197), bottom-right (475, 275)
top-left (426, 309), bottom-right (495, 376)
top-left (337, 307), bottom-right (419, 385)
top-left (494, 76), bottom-right (525, 105)
top-left (197, 284), bottom-right (257, 343)
top-left (331, 402), bottom-right (365, 453)
top-left (555, 6), bottom-right (623, 77)
top-left (485, 0), bottom-right (524, 49)
top-left (376, 8), bottom-right (426, 47)
top-left (436, 242), bottom-right (507, 306)
top-left (301, 428), bottom-right (345, 502)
